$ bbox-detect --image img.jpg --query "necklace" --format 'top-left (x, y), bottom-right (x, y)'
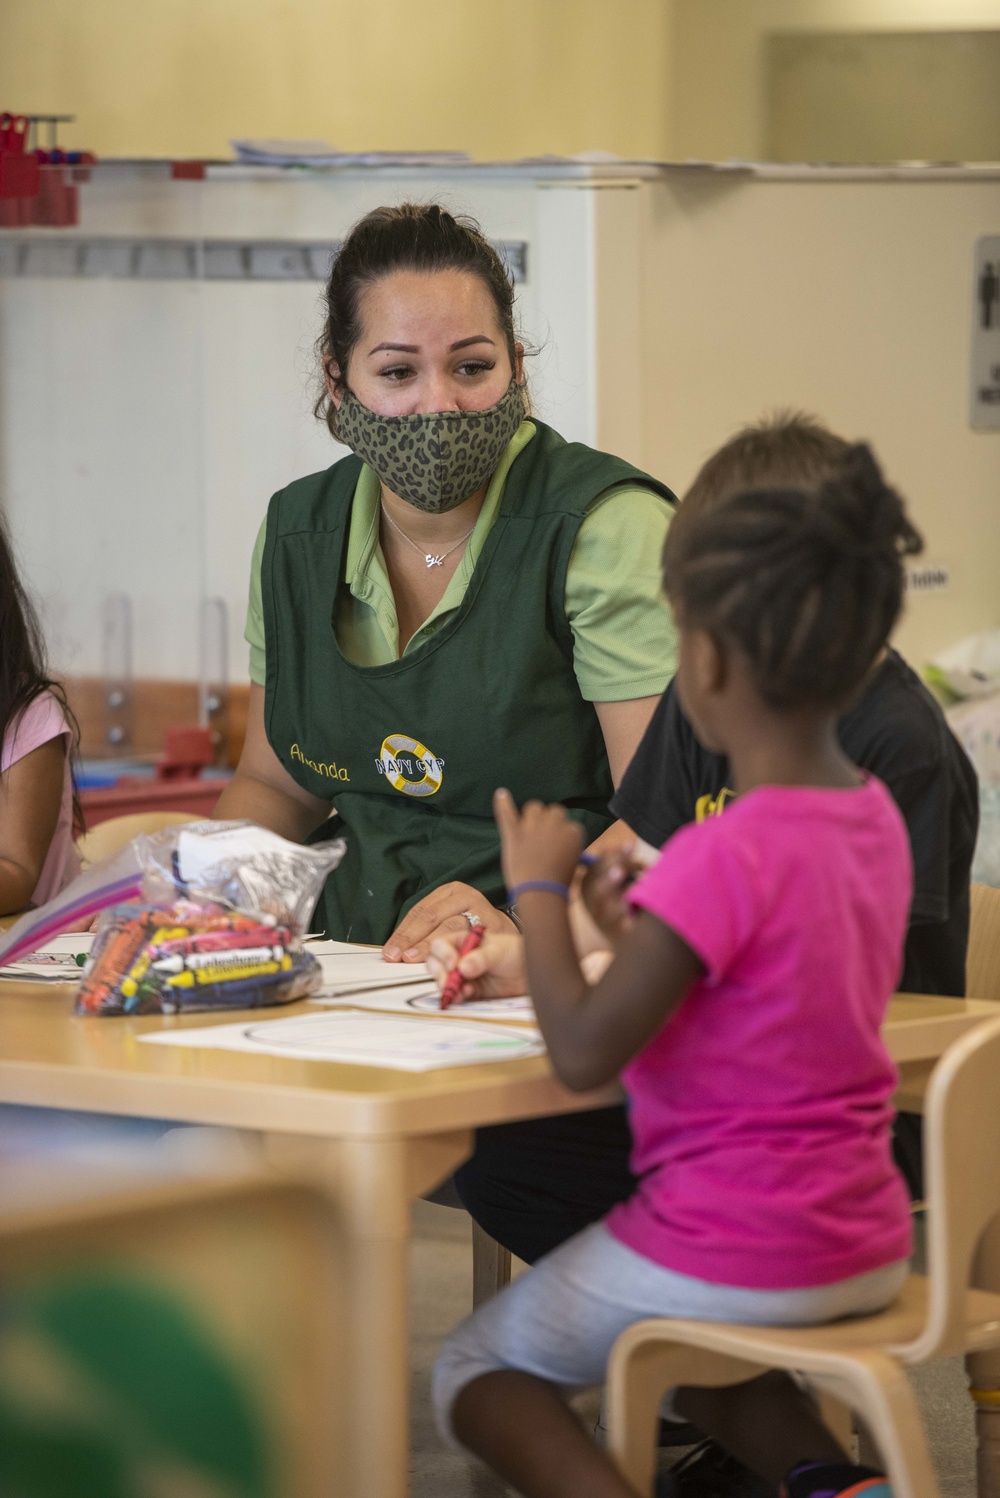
top-left (380, 504), bottom-right (474, 569)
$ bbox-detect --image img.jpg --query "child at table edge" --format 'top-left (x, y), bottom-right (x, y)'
top-left (431, 443), bottom-right (922, 1497)
top-left (0, 510), bottom-right (80, 914)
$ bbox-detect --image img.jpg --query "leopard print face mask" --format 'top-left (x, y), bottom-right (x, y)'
top-left (336, 380), bottom-right (525, 513)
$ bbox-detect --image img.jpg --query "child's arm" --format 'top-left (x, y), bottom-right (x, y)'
top-left (0, 737), bottom-right (67, 914)
top-left (495, 789), bottom-right (704, 1092)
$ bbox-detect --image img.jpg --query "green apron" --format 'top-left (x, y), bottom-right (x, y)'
top-left (261, 421), bottom-right (676, 943)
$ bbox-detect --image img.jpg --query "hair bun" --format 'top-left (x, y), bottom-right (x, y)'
top-left (813, 443), bottom-right (922, 560)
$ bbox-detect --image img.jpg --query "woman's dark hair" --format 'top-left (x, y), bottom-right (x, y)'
top-left (0, 510), bottom-right (82, 833)
top-left (662, 443), bottom-right (924, 711)
top-left (314, 203), bottom-right (521, 439)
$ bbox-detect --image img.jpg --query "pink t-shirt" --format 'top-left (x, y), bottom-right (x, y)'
top-left (1, 691), bottom-right (80, 906)
top-left (607, 775), bottom-right (914, 1290)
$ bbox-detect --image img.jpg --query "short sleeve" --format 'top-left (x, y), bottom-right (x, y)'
top-left (628, 819), bottom-right (760, 979)
top-left (244, 518), bottom-right (268, 688)
top-left (1, 692), bottom-right (71, 774)
top-left (564, 486), bottom-right (677, 703)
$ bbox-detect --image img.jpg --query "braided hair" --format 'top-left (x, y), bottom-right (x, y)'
top-left (662, 443), bottom-right (924, 711)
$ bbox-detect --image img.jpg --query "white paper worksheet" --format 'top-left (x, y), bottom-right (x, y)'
top-left (315, 981), bottom-right (536, 1020)
top-left (139, 1009), bottom-right (544, 1071)
top-left (305, 940), bottom-right (536, 1018)
top-left (0, 932), bottom-right (96, 982)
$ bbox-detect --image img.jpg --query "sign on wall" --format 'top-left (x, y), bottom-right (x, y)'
top-left (972, 235), bottom-right (1000, 431)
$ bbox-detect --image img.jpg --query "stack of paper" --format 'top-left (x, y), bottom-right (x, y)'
top-left (306, 940), bottom-right (535, 1018)
top-left (0, 933), bottom-right (95, 983)
top-left (307, 939), bottom-right (435, 996)
top-left (230, 140), bottom-right (471, 169)
top-left (316, 981), bottom-right (535, 1020)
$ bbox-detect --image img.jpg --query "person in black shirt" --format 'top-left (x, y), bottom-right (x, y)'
top-left (451, 414), bottom-right (978, 1264)
top-left (614, 653), bottom-right (978, 1000)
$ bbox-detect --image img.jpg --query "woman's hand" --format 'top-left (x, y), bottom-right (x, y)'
top-left (383, 884), bottom-right (516, 963)
top-left (493, 788), bottom-right (584, 893)
top-left (426, 930), bottom-right (527, 1004)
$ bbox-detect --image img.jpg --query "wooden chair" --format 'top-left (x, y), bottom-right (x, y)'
top-left (605, 1015), bottom-right (1000, 1498)
top-left (77, 809), bottom-right (195, 868)
top-left (423, 1174), bottom-right (513, 1306)
top-left (969, 882), bottom-right (1000, 1004)
top-left (893, 882), bottom-right (1000, 1114)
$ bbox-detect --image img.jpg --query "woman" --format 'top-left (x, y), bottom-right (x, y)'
top-left (217, 202), bottom-right (677, 955)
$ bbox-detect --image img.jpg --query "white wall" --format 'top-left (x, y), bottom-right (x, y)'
top-left (0, 164), bottom-right (612, 682)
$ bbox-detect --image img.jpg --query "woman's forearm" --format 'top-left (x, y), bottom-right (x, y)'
top-left (213, 770), bottom-right (330, 843)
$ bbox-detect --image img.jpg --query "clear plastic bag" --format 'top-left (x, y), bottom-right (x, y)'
top-left (927, 629), bottom-right (1000, 701)
top-left (135, 821), bottom-right (346, 935)
top-left (75, 898), bottom-right (323, 1016)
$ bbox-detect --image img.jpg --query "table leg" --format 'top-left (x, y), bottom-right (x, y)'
top-left (264, 1129), bottom-right (472, 1498)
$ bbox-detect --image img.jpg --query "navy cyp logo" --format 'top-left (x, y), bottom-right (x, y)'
top-left (376, 734), bottom-right (445, 798)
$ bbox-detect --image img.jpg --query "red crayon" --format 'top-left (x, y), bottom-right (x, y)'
top-left (439, 924), bottom-right (484, 1010)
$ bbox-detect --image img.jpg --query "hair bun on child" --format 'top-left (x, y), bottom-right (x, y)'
top-left (811, 443), bottom-right (923, 562)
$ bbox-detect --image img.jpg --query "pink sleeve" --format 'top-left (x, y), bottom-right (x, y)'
top-left (627, 819), bottom-right (761, 980)
top-left (1, 692), bottom-right (71, 774)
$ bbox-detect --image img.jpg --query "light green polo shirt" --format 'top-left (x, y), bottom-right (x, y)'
top-left (245, 421), bottom-right (676, 703)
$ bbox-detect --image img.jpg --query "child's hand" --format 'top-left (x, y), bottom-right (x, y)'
top-left (581, 848), bottom-right (643, 947)
top-left (493, 788), bottom-right (584, 891)
top-left (427, 930), bottom-right (527, 1004)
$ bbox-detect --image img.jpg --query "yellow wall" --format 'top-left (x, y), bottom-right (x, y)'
top-left (1, 0), bottom-right (673, 162)
top-left (766, 30), bottom-right (1000, 163)
top-left (635, 171), bottom-right (1000, 667)
top-left (672, 0), bottom-right (1000, 161)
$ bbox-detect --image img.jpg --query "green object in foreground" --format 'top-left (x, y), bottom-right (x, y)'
top-left (0, 1271), bottom-right (273, 1498)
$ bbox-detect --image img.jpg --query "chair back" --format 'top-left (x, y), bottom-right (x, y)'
top-left (77, 810), bottom-right (195, 868)
top-left (912, 1015), bottom-right (1000, 1360)
top-left (968, 883), bottom-right (1000, 1004)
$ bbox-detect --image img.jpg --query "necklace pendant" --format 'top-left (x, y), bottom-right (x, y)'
top-left (425, 554), bottom-right (445, 568)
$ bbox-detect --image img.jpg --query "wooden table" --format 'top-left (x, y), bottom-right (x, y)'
top-left (0, 984), bottom-right (997, 1498)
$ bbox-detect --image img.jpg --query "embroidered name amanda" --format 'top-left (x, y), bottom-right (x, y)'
top-left (289, 743), bottom-right (350, 781)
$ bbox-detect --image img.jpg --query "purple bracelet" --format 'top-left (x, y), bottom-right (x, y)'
top-left (507, 879), bottom-right (571, 903)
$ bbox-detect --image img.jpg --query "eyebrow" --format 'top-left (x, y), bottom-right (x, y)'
top-left (367, 335), bottom-right (497, 356)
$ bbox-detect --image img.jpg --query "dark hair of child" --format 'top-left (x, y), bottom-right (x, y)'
top-left (663, 441), bottom-right (924, 711)
top-left (314, 203), bottom-right (522, 439)
top-left (0, 510), bottom-right (82, 833)
top-left (683, 409), bottom-right (852, 517)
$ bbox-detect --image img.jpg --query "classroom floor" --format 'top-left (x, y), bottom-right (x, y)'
top-left (408, 1201), bottom-right (978, 1498)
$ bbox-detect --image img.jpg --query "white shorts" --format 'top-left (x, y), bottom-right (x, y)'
top-left (433, 1220), bottom-right (908, 1449)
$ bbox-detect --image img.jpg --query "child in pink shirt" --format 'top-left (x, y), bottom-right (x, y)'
top-left (433, 444), bottom-right (924, 1498)
top-left (0, 517), bottom-right (80, 913)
